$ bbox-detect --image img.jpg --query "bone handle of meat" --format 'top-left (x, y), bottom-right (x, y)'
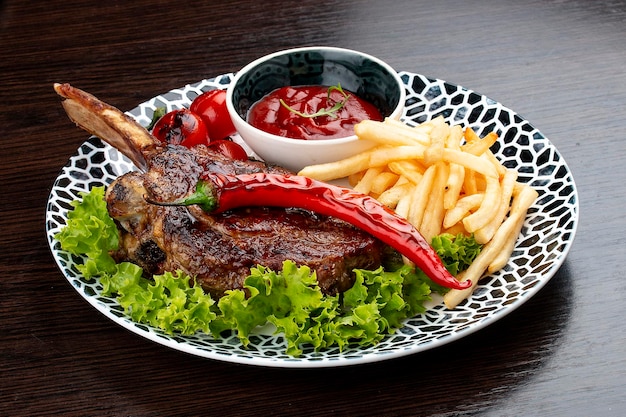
top-left (53, 83), bottom-right (160, 172)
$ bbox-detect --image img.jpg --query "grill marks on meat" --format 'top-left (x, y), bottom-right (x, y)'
top-left (106, 145), bottom-right (384, 297)
top-left (170, 206), bottom-right (381, 296)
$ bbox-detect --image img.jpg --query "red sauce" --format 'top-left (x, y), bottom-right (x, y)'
top-left (247, 85), bottom-right (383, 140)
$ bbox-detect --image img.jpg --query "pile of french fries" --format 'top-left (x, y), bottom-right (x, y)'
top-left (298, 117), bottom-right (538, 309)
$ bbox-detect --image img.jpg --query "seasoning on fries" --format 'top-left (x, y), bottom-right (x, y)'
top-left (298, 116), bottom-right (537, 309)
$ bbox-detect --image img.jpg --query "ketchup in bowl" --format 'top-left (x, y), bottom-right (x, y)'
top-left (247, 85), bottom-right (383, 140)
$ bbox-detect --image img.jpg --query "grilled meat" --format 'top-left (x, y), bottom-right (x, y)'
top-left (55, 83), bottom-right (386, 296)
top-left (107, 145), bottom-right (384, 296)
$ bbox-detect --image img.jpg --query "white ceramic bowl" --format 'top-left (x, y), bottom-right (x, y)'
top-left (226, 46), bottom-right (405, 173)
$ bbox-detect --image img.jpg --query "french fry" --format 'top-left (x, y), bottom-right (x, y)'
top-left (298, 149), bottom-right (375, 181)
top-left (443, 184), bottom-right (538, 309)
top-left (369, 145), bottom-right (427, 167)
top-left (474, 173), bottom-right (487, 192)
top-left (461, 131), bottom-right (498, 156)
top-left (463, 168), bottom-right (479, 195)
top-left (442, 125), bottom-right (464, 208)
top-left (474, 168), bottom-right (518, 244)
top-left (443, 163), bottom-right (466, 209)
top-left (348, 171), bottom-right (365, 187)
top-left (442, 148), bottom-right (499, 178)
top-left (462, 176), bottom-right (501, 232)
top-left (442, 125), bottom-right (464, 209)
top-left (353, 166), bottom-right (384, 194)
top-left (487, 184), bottom-right (538, 273)
top-left (423, 123), bottom-right (448, 165)
top-left (419, 162), bottom-right (449, 242)
top-left (443, 193), bottom-right (484, 229)
top-left (446, 125), bottom-right (464, 149)
top-left (388, 160), bottom-right (425, 184)
top-left (371, 172), bottom-right (400, 196)
top-left (463, 126), bottom-right (480, 144)
top-left (427, 115), bottom-right (447, 129)
top-left (377, 179), bottom-right (413, 208)
top-left (407, 164), bottom-right (437, 231)
top-left (485, 149), bottom-right (508, 178)
top-left (394, 187), bottom-right (414, 220)
top-left (355, 119), bottom-right (430, 146)
top-left (442, 221), bottom-right (468, 236)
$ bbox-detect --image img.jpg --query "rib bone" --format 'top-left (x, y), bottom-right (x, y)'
top-left (54, 83), bottom-right (159, 171)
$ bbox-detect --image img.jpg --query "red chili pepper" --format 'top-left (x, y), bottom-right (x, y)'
top-left (149, 172), bottom-right (471, 290)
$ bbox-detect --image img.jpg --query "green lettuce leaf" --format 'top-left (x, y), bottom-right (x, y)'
top-left (430, 233), bottom-right (482, 293)
top-left (432, 233), bottom-right (482, 275)
top-left (212, 262), bottom-right (433, 356)
top-left (55, 186), bottom-right (119, 277)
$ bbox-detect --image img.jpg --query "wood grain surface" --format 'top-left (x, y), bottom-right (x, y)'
top-left (1, 0), bottom-right (625, 416)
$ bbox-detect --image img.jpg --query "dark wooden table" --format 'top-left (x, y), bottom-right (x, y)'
top-left (2, 1), bottom-right (625, 415)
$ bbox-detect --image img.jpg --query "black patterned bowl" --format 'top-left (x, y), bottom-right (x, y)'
top-left (226, 46), bottom-right (405, 172)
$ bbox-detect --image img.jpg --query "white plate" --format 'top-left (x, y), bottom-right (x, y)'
top-left (45, 72), bottom-right (579, 368)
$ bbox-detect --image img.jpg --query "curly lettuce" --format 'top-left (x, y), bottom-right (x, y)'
top-left (54, 186), bottom-right (119, 278)
top-left (432, 233), bottom-right (483, 276)
top-left (55, 186), bottom-right (479, 357)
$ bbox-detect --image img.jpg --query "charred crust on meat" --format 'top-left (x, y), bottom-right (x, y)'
top-left (135, 240), bottom-right (167, 273)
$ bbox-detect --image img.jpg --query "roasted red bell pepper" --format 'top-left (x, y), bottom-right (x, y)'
top-left (149, 172), bottom-right (471, 290)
